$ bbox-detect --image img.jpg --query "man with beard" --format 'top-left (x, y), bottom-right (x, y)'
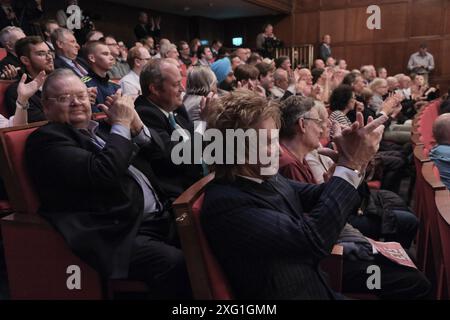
top-left (5, 36), bottom-right (54, 122)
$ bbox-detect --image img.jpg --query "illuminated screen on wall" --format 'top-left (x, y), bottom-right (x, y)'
top-left (232, 37), bottom-right (243, 46)
top-left (200, 40), bottom-right (209, 45)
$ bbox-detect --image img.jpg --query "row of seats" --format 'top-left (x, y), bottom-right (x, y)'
top-left (411, 100), bottom-right (450, 299)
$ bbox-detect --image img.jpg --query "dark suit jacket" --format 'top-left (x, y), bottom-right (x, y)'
top-left (135, 95), bottom-right (203, 199)
top-left (201, 174), bottom-right (361, 299)
top-left (0, 52), bottom-right (21, 74)
top-left (26, 121), bottom-right (167, 278)
top-left (319, 43), bottom-right (332, 61)
top-left (53, 55), bottom-right (89, 77)
top-left (4, 75), bottom-right (46, 122)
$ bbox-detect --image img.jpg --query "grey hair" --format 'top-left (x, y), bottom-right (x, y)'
top-left (186, 66), bottom-right (217, 96)
top-left (0, 26), bottom-right (23, 47)
top-left (51, 28), bottom-right (73, 52)
top-left (42, 69), bottom-right (80, 100)
top-left (280, 96), bottom-right (315, 139)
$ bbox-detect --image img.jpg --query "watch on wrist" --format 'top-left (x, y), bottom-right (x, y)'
top-left (16, 100), bottom-right (30, 110)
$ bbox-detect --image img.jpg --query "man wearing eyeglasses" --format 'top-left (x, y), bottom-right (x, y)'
top-left (119, 46), bottom-right (150, 98)
top-left (25, 68), bottom-right (192, 299)
top-left (4, 36), bottom-right (54, 122)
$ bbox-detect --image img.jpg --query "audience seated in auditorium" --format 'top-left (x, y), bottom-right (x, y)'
top-left (183, 66), bottom-right (217, 121)
top-left (25, 69), bottom-right (191, 299)
top-left (135, 59), bottom-right (204, 198)
top-left (119, 46), bottom-right (150, 98)
top-left (177, 41), bottom-right (192, 67)
top-left (81, 40), bottom-right (120, 110)
top-left (430, 113), bottom-right (450, 190)
top-left (4, 36), bottom-right (53, 122)
top-left (52, 28), bottom-right (88, 77)
top-left (104, 35), bottom-right (130, 79)
top-left (228, 52), bottom-right (242, 71)
top-left (313, 59), bottom-right (325, 69)
top-left (277, 96), bottom-right (429, 298)
top-left (274, 55), bottom-right (291, 72)
top-left (210, 39), bottom-right (222, 58)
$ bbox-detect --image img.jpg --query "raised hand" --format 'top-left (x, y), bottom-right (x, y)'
top-left (199, 91), bottom-right (216, 121)
top-left (97, 89), bottom-right (135, 129)
top-left (333, 112), bottom-right (387, 172)
top-left (17, 71), bottom-right (46, 105)
top-left (87, 87), bottom-right (98, 105)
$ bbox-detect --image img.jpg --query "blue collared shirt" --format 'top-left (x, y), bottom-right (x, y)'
top-left (430, 144), bottom-right (450, 190)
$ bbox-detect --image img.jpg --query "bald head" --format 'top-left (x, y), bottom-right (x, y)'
top-left (433, 113), bottom-right (450, 145)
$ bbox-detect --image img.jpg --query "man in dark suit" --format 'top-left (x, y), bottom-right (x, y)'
top-left (319, 34), bottom-right (332, 62)
top-left (51, 28), bottom-right (89, 78)
top-left (135, 59), bottom-right (204, 199)
top-left (25, 69), bottom-right (191, 299)
top-left (4, 36), bottom-right (53, 121)
top-left (201, 89), bottom-right (389, 299)
top-left (134, 12), bottom-right (161, 41)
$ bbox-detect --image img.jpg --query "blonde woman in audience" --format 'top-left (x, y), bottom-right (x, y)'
top-left (183, 66), bottom-right (217, 121)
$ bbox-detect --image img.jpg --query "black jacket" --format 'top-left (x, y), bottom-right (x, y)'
top-left (26, 121), bottom-right (167, 278)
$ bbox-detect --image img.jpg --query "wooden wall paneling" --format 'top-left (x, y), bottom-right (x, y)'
top-left (294, 12), bottom-right (319, 44)
top-left (295, 0), bottom-right (320, 12)
top-left (331, 46), bottom-right (345, 61)
top-left (320, 0), bottom-right (348, 11)
top-left (374, 42), bottom-right (407, 75)
top-left (410, 0), bottom-right (444, 37)
top-left (274, 14), bottom-right (294, 46)
top-left (319, 9), bottom-right (346, 43)
top-left (440, 39), bottom-right (450, 76)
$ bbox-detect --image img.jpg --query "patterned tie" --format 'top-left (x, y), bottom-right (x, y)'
top-left (73, 60), bottom-right (88, 77)
top-left (168, 112), bottom-right (178, 130)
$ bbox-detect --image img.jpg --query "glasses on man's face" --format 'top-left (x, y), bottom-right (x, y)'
top-left (34, 51), bottom-right (54, 58)
top-left (47, 92), bottom-right (89, 104)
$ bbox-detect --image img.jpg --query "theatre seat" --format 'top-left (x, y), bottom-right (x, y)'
top-left (173, 173), bottom-right (345, 299)
top-left (0, 48), bottom-right (6, 60)
top-left (0, 123), bottom-right (147, 299)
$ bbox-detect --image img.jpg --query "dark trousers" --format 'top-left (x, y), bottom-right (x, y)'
top-left (347, 210), bottom-right (418, 249)
top-left (378, 150), bottom-right (406, 194)
top-left (127, 212), bottom-right (192, 299)
top-left (343, 255), bottom-right (432, 299)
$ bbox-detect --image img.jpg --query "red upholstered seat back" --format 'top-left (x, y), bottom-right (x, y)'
top-left (191, 193), bottom-right (233, 299)
top-left (2, 127), bottom-right (40, 214)
top-left (0, 80), bottom-right (14, 117)
top-left (0, 48), bottom-right (6, 60)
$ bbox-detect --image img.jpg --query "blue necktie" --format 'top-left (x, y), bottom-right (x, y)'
top-left (168, 112), bottom-right (177, 129)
